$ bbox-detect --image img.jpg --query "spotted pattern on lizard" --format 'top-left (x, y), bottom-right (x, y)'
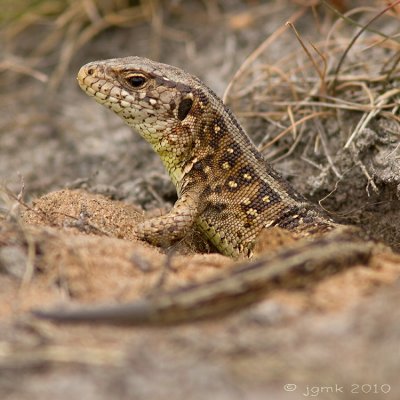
top-left (77, 56), bottom-right (337, 258)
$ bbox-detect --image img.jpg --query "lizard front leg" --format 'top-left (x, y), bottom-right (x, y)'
top-left (135, 190), bottom-right (200, 247)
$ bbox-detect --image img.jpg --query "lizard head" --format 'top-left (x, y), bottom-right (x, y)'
top-left (77, 57), bottom-right (204, 178)
top-left (77, 57), bottom-right (218, 184)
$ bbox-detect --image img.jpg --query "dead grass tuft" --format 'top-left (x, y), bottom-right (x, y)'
top-left (0, 0), bottom-right (161, 90)
top-left (226, 1), bottom-right (400, 190)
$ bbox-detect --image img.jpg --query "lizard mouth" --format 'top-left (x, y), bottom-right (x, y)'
top-left (77, 64), bottom-right (88, 86)
top-left (77, 63), bottom-right (129, 111)
top-left (76, 63), bottom-right (97, 91)
top-left (76, 64), bottom-right (112, 105)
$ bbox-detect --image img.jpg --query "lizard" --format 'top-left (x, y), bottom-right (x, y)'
top-left (32, 57), bottom-right (375, 324)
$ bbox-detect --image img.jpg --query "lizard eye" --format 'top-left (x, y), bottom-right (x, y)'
top-left (126, 74), bottom-right (147, 88)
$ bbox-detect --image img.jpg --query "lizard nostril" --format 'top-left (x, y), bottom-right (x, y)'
top-left (87, 67), bottom-right (94, 75)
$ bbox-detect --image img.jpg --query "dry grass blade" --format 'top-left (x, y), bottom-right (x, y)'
top-left (344, 88), bottom-right (400, 149)
top-left (324, 3), bottom-right (400, 45)
top-left (0, 59), bottom-right (48, 82)
top-left (259, 111), bottom-right (333, 152)
top-left (383, 50), bottom-right (400, 88)
top-left (0, 0), bottom-right (158, 90)
top-left (329, 0), bottom-right (400, 91)
top-left (223, 8), bottom-right (306, 103)
top-left (286, 21), bottom-right (327, 95)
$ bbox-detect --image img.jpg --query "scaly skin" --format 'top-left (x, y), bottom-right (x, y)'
top-left (76, 57), bottom-right (337, 258)
top-left (32, 57), bottom-right (373, 325)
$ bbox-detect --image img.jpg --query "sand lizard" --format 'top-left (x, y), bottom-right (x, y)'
top-left (33, 57), bottom-right (374, 324)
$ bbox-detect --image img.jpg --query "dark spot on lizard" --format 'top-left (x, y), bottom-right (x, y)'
top-left (271, 206), bottom-right (299, 229)
top-left (214, 184), bottom-right (223, 194)
top-left (193, 160), bottom-right (203, 170)
top-left (155, 76), bottom-right (176, 88)
top-left (203, 185), bottom-right (212, 197)
top-left (213, 116), bottom-right (227, 131)
top-left (176, 82), bottom-right (191, 93)
top-left (198, 153), bottom-right (214, 169)
top-left (191, 160), bottom-right (208, 179)
top-left (272, 206), bottom-right (313, 230)
top-left (199, 91), bottom-right (209, 105)
top-left (178, 98), bottom-right (193, 121)
top-left (206, 202), bottom-right (227, 213)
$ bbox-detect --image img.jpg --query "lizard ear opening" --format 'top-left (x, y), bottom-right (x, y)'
top-left (177, 97), bottom-right (193, 121)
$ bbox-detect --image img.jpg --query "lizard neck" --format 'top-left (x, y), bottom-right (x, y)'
top-left (151, 131), bottom-right (194, 191)
top-left (128, 121), bottom-right (192, 190)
